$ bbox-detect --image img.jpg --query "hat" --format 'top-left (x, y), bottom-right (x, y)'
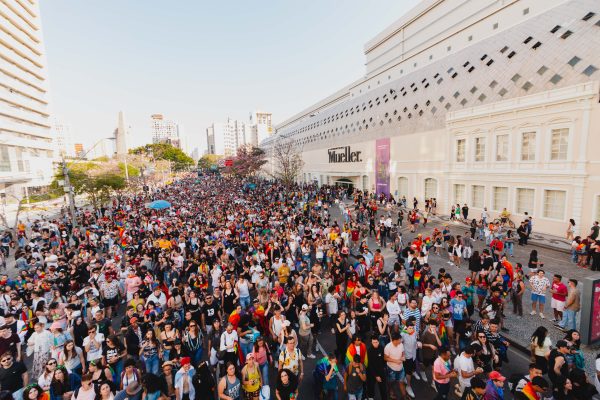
top-left (488, 371), bottom-right (506, 382)
top-left (465, 277), bottom-right (472, 283)
top-left (126, 382), bottom-right (142, 395)
top-left (556, 339), bottom-right (569, 349)
top-left (283, 320), bottom-right (291, 327)
top-left (50, 321), bottom-right (62, 330)
top-left (531, 376), bottom-right (549, 389)
top-left (301, 304), bottom-right (309, 311)
top-left (129, 317), bottom-right (138, 324)
top-left (180, 357), bottom-right (191, 366)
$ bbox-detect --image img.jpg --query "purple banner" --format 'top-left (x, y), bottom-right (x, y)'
top-left (375, 138), bottom-right (390, 196)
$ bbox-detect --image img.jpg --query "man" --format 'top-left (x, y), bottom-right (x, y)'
top-left (454, 345), bottom-right (483, 397)
top-left (386, 292), bottom-right (401, 327)
top-left (0, 325), bottom-right (20, 362)
top-left (557, 278), bottom-right (580, 331)
top-left (93, 309), bottom-right (114, 337)
top-left (201, 294), bottom-right (221, 336)
top-left (219, 322), bottom-right (239, 367)
top-left (591, 221), bottom-right (599, 241)
top-left (462, 204), bottom-right (469, 221)
top-left (345, 354), bottom-right (367, 400)
top-left (481, 208), bottom-right (488, 225)
top-left (125, 316), bottom-right (144, 360)
top-left (513, 363), bottom-right (543, 392)
top-left (384, 331), bottom-right (407, 400)
top-left (484, 371), bottom-right (506, 400)
top-left (402, 298), bottom-right (422, 333)
top-left (314, 353), bottom-right (339, 400)
top-left (548, 340), bottom-right (570, 395)
top-left (174, 357), bottom-right (195, 400)
top-left (461, 376), bottom-right (486, 400)
top-left (278, 262), bottom-right (290, 285)
top-left (146, 286), bottom-right (167, 309)
top-left (400, 322), bottom-right (418, 398)
top-left (366, 335), bottom-right (387, 400)
top-left (433, 346), bottom-right (457, 400)
top-left (514, 376), bottom-right (549, 400)
top-left (0, 351), bottom-right (28, 400)
top-left (346, 335), bottom-right (368, 367)
top-left (83, 325), bottom-right (105, 362)
top-left (99, 272), bottom-right (121, 318)
top-left (529, 270), bottom-right (550, 319)
top-left (278, 336), bottom-right (303, 381)
top-left (550, 274), bottom-right (568, 323)
top-left (298, 304), bottom-right (316, 359)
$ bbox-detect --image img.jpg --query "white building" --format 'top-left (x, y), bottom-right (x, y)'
top-left (206, 118), bottom-right (250, 156)
top-left (263, 0), bottom-right (600, 237)
top-left (250, 110), bottom-right (273, 145)
top-left (151, 114), bottom-right (180, 148)
top-left (53, 119), bottom-right (75, 158)
top-left (0, 0), bottom-right (55, 199)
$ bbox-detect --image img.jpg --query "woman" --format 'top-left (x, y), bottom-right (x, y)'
top-left (334, 310), bottom-right (350, 363)
top-left (184, 289), bottom-right (202, 323)
top-left (192, 361), bottom-right (216, 400)
top-left (252, 337), bottom-right (272, 387)
top-left (471, 334), bottom-right (496, 373)
top-left (241, 353), bottom-right (262, 399)
top-left (527, 250), bottom-right (542, 276)
top-left (140, 330), bottom-right (160, 375)
top-left (511, 271), bottom-right (525, 318)
top-left (120, 358), bottom-right (141, 391)
top-left (183, 321), bottom-right (203, 366)
top-left (530, 326), bottom-right (551, 374)
top-left (566, 219), bottom-right (576, 241)
top-left (49, 324), bottom-right (69, 361)
top-left (129, 292), bottom-right (144, 311)
top-left (218, 362), bottom-right (241, 400)
top-left (376, 312), bottom-right (391, 346)
top-left (50, 366), bottom-right (80, 400)
top-left (167, 288), bottom-right (185, 323)
top-left (275, 368), bottom-right (298, 400)
top-left (23, 384), bottom-right (49, 400)
top-left (59, 340), bottom-right (86, 376)
top-left (368, 291), bottom-right (384, 330)
top-left (88, 359), bottom-right (112, 387)
top-left (563, 330), bottom-right (585, 370)
top-left (222, 281), bottom-right (239, 317)
top-left (27, 322), bottom-right (54, 379)
top-left (37, 358), bottom-right (58, 392)
top-left (99, 382), bottom-right (115, 400)
top-left (103, 336), bottom-right (126, 387)
top-left (141, 373), bottom-right (163, 400)
top-left (554, 378), bottom-right (573, 400)
top-left (504, 230), bottom-right (515, 257)
top-left (160, 322), bottom-right (180, 362)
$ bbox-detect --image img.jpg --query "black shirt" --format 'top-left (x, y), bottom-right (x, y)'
top-left (0, 361), bottom-right (27, 392)
top-left (367, 344), bottom-right (385, 377)
top-left (202, 302), bottom-right (220, 326)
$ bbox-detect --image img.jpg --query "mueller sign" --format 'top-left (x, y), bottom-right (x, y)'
top-left (328, 146), bottom-right (362, 163)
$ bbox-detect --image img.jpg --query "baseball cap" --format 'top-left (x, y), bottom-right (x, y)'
top-left (488, 371), bottom-right (506, 382)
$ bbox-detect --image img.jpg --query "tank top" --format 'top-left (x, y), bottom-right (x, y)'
top-left (371, 299), bottom-right (382, 311)
top-left (225, 376), bottom-right (241, 400)
top-left (238, 280), bottom-right (250, 298)
top-left (242, 365), bottom-right (261, 392)
top-left (272, 316), bottom-right (284, 337)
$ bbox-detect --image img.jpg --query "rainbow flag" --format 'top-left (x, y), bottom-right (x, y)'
top-left (439, 321), bottom-right (449, 347)
top-left (520, 382), bottom-right (538, 400)
top-left (345, 342), bottom-right (368, 366)
top-left (346, 280), bottom-right (356, 299)
top-left (413, 270), bottom-right (422, 288)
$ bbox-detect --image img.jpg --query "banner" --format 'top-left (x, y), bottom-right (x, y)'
top-left (590, 280), bottom-right (600, 342)
top-left (375, 138), bottom-right (390, 196)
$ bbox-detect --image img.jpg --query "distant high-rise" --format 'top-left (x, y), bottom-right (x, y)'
top-left (250, 111), bottom-right (273, 145)
top-left (206, 118), bottom-right (249, 156)
top-left (0, 0), bottom-right (55, 198)
top-left (114, 111), bottom-right (127, 160)
top-left (53, 120), bottom-right (75, 158)
top-left (151, 114), bottom-right (180, 148)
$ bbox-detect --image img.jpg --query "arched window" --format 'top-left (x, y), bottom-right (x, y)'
top-left (397, 177), bottom-right (408, 198)
top-left (424, 178), bottom-right (438, 200)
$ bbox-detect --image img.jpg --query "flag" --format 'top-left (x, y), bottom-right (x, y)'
top-left (345, 342), bottom-right (368, 366)
top-left (520, 382), bottom-right (538, 400)
top-left (439, 321), bottom-right (449, 347)
top-left (346, 280), bottom-right (356, 299)
top-left (413, 270), bottom-right (422, 288)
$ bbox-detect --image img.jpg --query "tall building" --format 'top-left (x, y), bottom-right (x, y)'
top-left (53, 119), bottom-right (75, 158)
top-left (206, 118), bottom-right (250, 156)
top-left (0, 0), bottom-right (54, 198)
top-left (151, 114), bottom-right (180, 148)
top-left (263, 0), bottom-right (600, 237)
top-left (250, 110), bottom-right (273, 145)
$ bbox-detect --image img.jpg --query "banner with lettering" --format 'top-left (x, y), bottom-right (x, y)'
top-left (375, 138), bottom-right (390, 196)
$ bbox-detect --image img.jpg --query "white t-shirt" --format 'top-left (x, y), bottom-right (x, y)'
top-left (386, 300), bottom-right (401, 318)
top-left (325, 293), bottom-right (338, 315)
top-left (83, 333), bottom-right (105, 361)
top-left (384, 342), bottom-right (404, 371)
top-left (455, 353), bottom-right (475, 388)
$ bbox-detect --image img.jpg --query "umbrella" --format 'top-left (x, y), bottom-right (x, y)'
top-left (148, 200), bottom-right (171, 210)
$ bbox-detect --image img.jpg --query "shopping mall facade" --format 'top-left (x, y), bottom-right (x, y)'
top-left (262, 0), bottom-right (600, 237)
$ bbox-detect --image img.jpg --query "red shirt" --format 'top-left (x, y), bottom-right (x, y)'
top-left (552, 282), bottom-right (568, 302)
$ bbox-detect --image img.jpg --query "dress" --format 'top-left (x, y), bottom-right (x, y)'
top-left (27, 329), bottom-right (53, 379)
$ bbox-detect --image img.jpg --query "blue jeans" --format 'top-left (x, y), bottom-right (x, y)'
top-left (240, 341), bottom-right (253, 357)
top-left (505, 242), bottom-right (514, 256)
top-left (259, 362), bottom-right (269, 386)
top-left (571, 250), bottom-right (578, 263)
top-left (560, 309), bottom-right (577, 331)
top-left (109, 359), bottom-right (123, 387)
top-left (240, 296), bottom-right (251, 309)
top-left (143, 354), bottom-right (159, 375)
top-left (348, 388), bottom-right (363, 400)
top-left (191, 347), bottom-right (203, 366)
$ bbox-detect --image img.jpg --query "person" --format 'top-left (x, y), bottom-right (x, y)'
top-left (313, 353), bottom-right (338, 400)
top-left (557, 279), bottom-right (580, 332)
top-left (278, 336), bottom-right (303, 381)
top-left (174, 357), bottom-right (195, 400)
top-left (0, 325), bottom-right (21, 363)
top-left (120, 358), bottom-right (141, 391)
top-left (483, 371), bottom-right (505, 400)
top-left (566, 219), bottom-right (576, 241)
top-left (454, 345), bottom-right (483, 397)
top-left (366, 335), bottom-right (387, 400)
top-left (191, 361), bottom-right (216, 400)
top-left (384, 331), bottom-right (407, 400)
top-left (529, 327), bottom-right (551, 375)
top-left (219, 323), bottom-right (239, 367)
top-left (334, 311), bottom-right (350, 364)
top-left (512, 362), bottom-right (543, 393)
top-left (115, 380), bottom-right (142, 400)
top-left (514, 376), bottom-right (548, 400)
top-left (298, 305), bottom-right (316, 360)
top-left (550, 274), bottom-right (568, 324)
top-left (548, 340), bottom-right (570, 398)
top-left (241, 353), bottom-right (262, 400)
top-left (50, 365), bottom-right (81, 400)
top-left (72, 374), bottom-right (98, 400)
top-left (400, 323), bottom-right (418, 398)
top-left (433, 346), bottom-right (456, 400)
top-left (275, 369), bottom-right (298, 400)
top-left (461, 376), bottom-right (486, 400)
top-left (344, 354), bottom-right (367, 400)
top-left (529, 270), bottom-right (550, 319)
top-left (23, 384), bottom-right (49, 400)
top-left (27, 322), bottom-right (53, 379)
top-left (0, 351), bottom-right (28, 400)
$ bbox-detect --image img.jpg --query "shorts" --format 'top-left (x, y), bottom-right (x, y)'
top-left (551, 298), bottom-right (565, 312)
top-left (103, 296), bottom-right (119, 307)
top-left (404, 358), bottom-right (416, 375)
top-left (531, 293), bottom-right (546, 304)
top-left (387, 366), bottom-right (406, 382)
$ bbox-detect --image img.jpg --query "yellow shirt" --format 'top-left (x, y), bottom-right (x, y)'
top-left (158, 239), bottom-right (172, 249)
top-left (278, 265), bottom-right (290, 284)
top-left (242, 365), bottom-right (261, 392)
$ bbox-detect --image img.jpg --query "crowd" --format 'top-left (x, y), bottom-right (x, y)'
top-left (0, 174), bottom-right (596, 400)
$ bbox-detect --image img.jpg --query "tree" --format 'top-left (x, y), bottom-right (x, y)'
top-left (270, 139), bottom-right (304, 187)
top-left (226, 146), bottom-right (267, 178)
top-left (130, 143), bottom-right (194, 171)
top-left (197, 154), bottom-right (222, 170)
top-left (0, 194), bottom-right (26, 235)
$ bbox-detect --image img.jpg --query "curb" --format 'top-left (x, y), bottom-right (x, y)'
top-left (502, 333), bottom-right (531, 356)
top-left (527, 240), bottom-right (570, 254)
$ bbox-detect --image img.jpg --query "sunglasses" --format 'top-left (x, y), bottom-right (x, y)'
top-left (47, 361), bottom-right (57, 366)
top-left (1, 358), bottom-right (11, 363)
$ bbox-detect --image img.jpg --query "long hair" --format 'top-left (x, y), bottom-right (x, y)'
top-left (531, 326), bottom-right (547, 348)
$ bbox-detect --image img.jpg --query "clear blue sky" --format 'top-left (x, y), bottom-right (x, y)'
top-left (40, 0), bottom-right (419, 153)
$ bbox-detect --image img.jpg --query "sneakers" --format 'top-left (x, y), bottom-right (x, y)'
top-left (412, 372), bottom-right (420, 381)
top-left (550, 318), bottom-right (557, 323)
top-left (307, 354), bottom-right (316, 359)
top-left (530, 311), bottom-right (536, 315)
top-left (431, 380), bottom-right (437, 391)
top-left (539, 313), bottom-right (545, 319)
top-left (419, 371), bottom-right (428, 382)
top-left (406, 385), bottom-right (415, 398)
top-left (301, 355), bottom-right (306, 361)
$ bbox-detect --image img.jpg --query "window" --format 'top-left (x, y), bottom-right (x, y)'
top-left (424, 178), bottom-right (437, 199)
top-left (472, 185), bottom-right (485, 208)
top-left (550, 74), bottom-right (563, 84)
top-left (516, 188), bottom-right (534, 214)
top-left (454, 184), bottom-right (466, 204)
top-left (550, 128), bottom-right (569, 160)
top-left (397, 177), bottom-right (408, 198)
top-left (475, 137), bottom-right (486, 162)
top-left (496, 134), bottom-right (509, 161)
top-left (362, 175), bottom-right (369, 191)
top-left (544, 190), bottom-right (566, 219)
top-left (521, 132), bottom-right (536, 161)
top-left (0, 146), bottom-right (10, 172)
top-left (456, 139), bottom-right (466, 162)
top-left (493, 187), bottom-right (508, 211)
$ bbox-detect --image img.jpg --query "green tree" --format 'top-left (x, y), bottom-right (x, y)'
top-left (198, 154), bottom-right (222, 169)
top-left (130, 143), bottom-right (194, 171)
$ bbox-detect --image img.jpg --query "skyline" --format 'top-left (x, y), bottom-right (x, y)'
top-left (40, 0), bottom-right (420, 154)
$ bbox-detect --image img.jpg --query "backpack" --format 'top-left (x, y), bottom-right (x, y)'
top-left (507, 373), bottom-right (528, 394)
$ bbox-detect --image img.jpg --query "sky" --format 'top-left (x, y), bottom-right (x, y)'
top-left (40, 0), bottom-right (420, 155)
